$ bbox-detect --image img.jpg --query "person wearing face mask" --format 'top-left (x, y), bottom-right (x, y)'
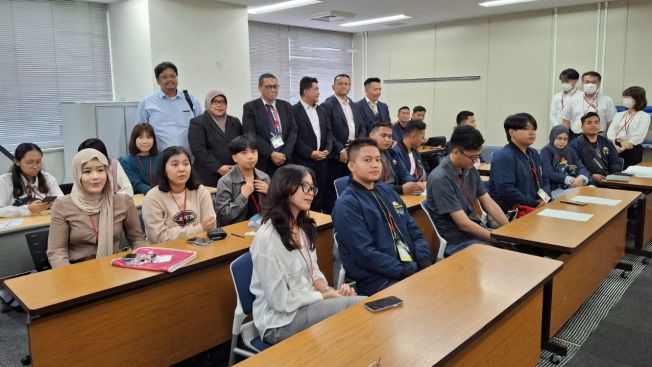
top-left (561, 71), bottom-right (616, 139)
top-left (188, 90), bottom-right (244, 187)
top-left (540, 126), bottom-right (590, 199)
top-left (47, 149), bottom-right (148, 268)
top-left (549, 68), bottom-right (581, 128)
top-left (607, 86), bottom-right (651, 169)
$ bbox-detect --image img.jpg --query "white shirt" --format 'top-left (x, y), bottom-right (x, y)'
top-left (0, 171), bottom-right (63, 217)
top-left (300, 99), bottom-right (321, 148)
top-left (112, 160), bottom-right (134, 196)
top-left (408, 151), bottom-right (417, 177)
top-left (365, 96), bottom-right (378, 115)
top-left (336, 95), bottom-right (356, 141)
top-left (607, 110), bottom-right (651, 146)
top-left (549, 88), bottom-right (581, 127)
top-left (250, 221), bottom-right (326, 337)
top-left (562, 92), bottom-right (616, 133)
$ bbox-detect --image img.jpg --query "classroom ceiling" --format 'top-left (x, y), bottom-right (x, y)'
top-left (220, 0), bottom-right (607, 32)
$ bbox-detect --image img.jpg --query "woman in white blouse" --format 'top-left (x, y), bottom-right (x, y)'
top-left (249, 165), bottom-right (364, 345)
top-left (607, 86), bottom-right (651, 169)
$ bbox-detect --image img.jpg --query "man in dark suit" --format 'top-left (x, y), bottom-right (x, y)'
top-left (242, 73), bottom-right (297, 177)
top-left (321, 73), bottom-right (365, 182)
top-left (357, 77), bottom-right (390, 131)
top-left (292, 76), bottom-right (334, 213)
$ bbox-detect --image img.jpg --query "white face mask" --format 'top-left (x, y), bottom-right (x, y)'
top-left (583, 83), bottom-right (598, 94)
top-left (562, 83), bottom-right (573, 93)
top-left (623, 97), bottom-right (636, 109)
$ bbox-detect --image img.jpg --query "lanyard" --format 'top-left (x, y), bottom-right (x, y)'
top-left (615, 111), bottom-right (636, 138)
top-left (527, 154), bottom-right (541, 190)
top-left (136, 156), bottom-right (154, 186)
top-left (297, 231), bottom-right (314, 285)
top-left (381, 155), bottom-right (391, 182)
top-left (583, 94), bottom-right (599, 116)
top-left (87, 214), bottom-right (98, 243)
top-left (454, 174), bottom-right (476, 209)
top-left (250, 193), bottom-right (261, 213)
top-left (170, 189), bottom-right (187, 227)
top-left (265, 104), bottom-right (281, 134)
top-left (560, 89), bottom-right (576, 110)
top-left (370, 190), bottom-right (402, 241)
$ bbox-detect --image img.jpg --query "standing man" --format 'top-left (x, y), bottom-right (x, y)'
top-left (549, 68), bottom-right (581, 128)
top-left (392, 106), bottom-right (411, 143)
top-left (358, 77), bottom-right (390, 132)
top-left (292, 77), bottom-right (333, 213)
top-left (137, 61), bottom-right (203, 155)
top-left (321, 74), bottom-right (365, 181)
top-left (243, 73), bottom-right (297, 177)
top-left (411, 106), bottom-right (427, 122)
top-left (561, 71), bottom-right (616, 139)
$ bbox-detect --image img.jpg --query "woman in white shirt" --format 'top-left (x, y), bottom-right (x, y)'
top-left (249, 165), bottom-right (364, 345)
top-left (607, 86), bottom-right (651, 169)
top-left (0, 143), bottom-right (63, 217)
top-left (78, 138), bottom-right (134, 196)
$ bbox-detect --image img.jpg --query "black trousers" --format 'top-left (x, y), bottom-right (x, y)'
top-left (618, 144), bottom-right (644, 170)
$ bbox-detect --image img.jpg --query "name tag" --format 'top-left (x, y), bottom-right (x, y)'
top-left (537, 188), bottom-right (551, 203)
top-left (396, 239), bottom-right (413, 262)
top-left (271, 134), bottom-right (284, 149)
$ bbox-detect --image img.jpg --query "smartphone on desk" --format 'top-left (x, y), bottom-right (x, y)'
top-left (187, 237), bottom-right (213, 247)
top-left (364, 296), bottom-right (403, 313)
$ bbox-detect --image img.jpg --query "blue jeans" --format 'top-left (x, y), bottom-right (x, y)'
top-left (445, 239), bottom-right (490, 257)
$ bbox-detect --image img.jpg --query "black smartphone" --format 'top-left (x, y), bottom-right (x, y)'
top-left (186, 237), bottom-right (213, 247)
top-left (560, 200), bottom-right (588, 206)
top-left (364, 296), bottom-right (403, 313)
top-left (41, 196), bottom-right (58, 203)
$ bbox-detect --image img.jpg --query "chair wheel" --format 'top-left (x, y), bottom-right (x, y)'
top-left (621, 271), bottom-right (629, 279)
top-left (643, 258), bottom-right (650, 265)
top-left (21, 355), bottom-right (30, 366)
top-left (549, 354), bottom-right (562, 364)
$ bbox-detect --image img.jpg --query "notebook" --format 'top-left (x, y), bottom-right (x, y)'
top-left (111, 247), bottom-right (197, 273)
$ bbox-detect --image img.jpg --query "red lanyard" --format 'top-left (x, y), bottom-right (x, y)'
top-left (250, 193), bottom-right (261, 213)
top-left (87, 214), bottom-right (98, 243)
top-left (615, 111), bottom-right (636, 137)
top-left (297, 231), bottom-right (314, 283)
top-left (583, 94), bottom-right (599, 115)
top-left (528, 156), bottom-right (540, 190)
top-left (454, 174), bottom-right (476, 209)
top-left (382, 155), bottom-right (390, 181)
top-left (265, 104), bottom-right (281, 133)
top-left (136, 156), bottom-right (154, 186)
top-left (170, 189), bottom-right (187, 227)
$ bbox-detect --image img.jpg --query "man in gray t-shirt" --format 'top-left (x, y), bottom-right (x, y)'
top-left (425, 126), bottom-right (509, 256)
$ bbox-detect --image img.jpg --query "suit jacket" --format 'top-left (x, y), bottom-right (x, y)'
top-left (357, 98), bottom-right (390, 132)
top-left (321, 95), bottom-right (366, 155)
top-left (188, 111), bottom-right (243, 187)
top-left (291, 102), bottom-right (333, 168)
top-left (242, 98), bottom-right (297, 173)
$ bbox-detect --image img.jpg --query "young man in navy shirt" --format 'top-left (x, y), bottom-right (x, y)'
top-left (569, 112), bottom-right (622, 185)
top-left (333, 138), bottom-right (433, 296)
top-left (392, 120), bottom-right (429, 183)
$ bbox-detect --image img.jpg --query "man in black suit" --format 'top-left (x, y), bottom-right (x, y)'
top-left (321, 74), bottom-right (365, 182)
top-left (292, 76), bottom-right (334, 213)
top-left (357, 77), bottom-right (390, 132)
top-left (242, 73), bottom-right (297, 177)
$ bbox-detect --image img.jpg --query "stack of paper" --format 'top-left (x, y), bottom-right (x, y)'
top-left (0, 219), bottom-right (24, 230)
top-left (572, 196), bottom-right (621, 206)
top-left (624, 165), bottom-right (652, 178)
top-left (537, 209), bottom-right (593, 222)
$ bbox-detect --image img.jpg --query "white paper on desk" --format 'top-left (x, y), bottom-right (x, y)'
top-left (537, 209), bottom-right (593, 222)
top-left (571, 195), bottom-right (621, 206)
top-left (624, 166), bottom-right (652, 178)
top-left (0, 219), bottom-right (24, 229)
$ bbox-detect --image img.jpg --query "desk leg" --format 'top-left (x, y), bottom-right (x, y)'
top-left (541, 281), bottom-right (568, 358)
top-left (624, 194), bottom-right (652, 263)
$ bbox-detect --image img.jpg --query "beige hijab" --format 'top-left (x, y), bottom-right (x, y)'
top-left (70, 149), bottom-right (114, 258)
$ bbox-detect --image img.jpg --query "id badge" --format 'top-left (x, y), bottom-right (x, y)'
top-left (537, 188), bottom-right (551, 203)
top-left (270, 134), bottom-right (284, 149)
top-left (396, 239), bottom-right (413, 262)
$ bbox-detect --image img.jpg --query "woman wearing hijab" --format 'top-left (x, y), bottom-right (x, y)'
top-left (540, 125), bottom-right (590, 199)
top-left (188, 90), bottom-right (244, 187)
top-left (47, 149), bottom-right (148, 268)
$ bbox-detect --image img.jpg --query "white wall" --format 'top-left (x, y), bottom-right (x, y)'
top-left (355, 0), bottom-right (652, 147)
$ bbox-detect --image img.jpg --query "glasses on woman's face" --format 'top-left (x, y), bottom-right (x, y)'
top-left (211, 99), bottom-right (227, 106)
top-left (300, 182), bottom-right (318, 196)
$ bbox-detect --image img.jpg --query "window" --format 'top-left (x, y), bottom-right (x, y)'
top-left (249, 21), bottom-right (353, 104)
top-left (0, 0), bottom-right (113, 151)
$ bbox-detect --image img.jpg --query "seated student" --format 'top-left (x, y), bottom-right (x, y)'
top-left (391, 106), bottom-right (411, 143)
top-left (333, 138), bottom-right (433, 296)
top-left (488, 113), bottom-right (551, 212)
top-left (425, 126), bottom-right (509, 256)
top-left (119, 123), bottom-right (159, 194)
top-left (569, 112), bottom-right (622, 184)
top-left (78, 138), bottom-right (133, 196)
top-left (541, 126), bottom-right (590, 199)
top-left (368, 121), bottom-right (421, 195)
top-left (215, 136), bottom-right (270, 226)
top-left (607, 86), bottom-right (651, 169)
top-left (392, 120), bottom-right (429, 183)
top-left (142, 146), bottom-right (216, 243)
top-left (47, 149), bottom-right (148, 268)
top-left (0, 143), bottom-right (63, 217)
top-left (456, 110), bottom-right (477, 128)
top-left (250, 165), bottom-right (363, 344)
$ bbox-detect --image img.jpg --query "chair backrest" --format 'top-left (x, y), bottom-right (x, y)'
top-left (25, 229), bottom-right (51, 272)
top-left (617, 157), bottom-right (625, 172)
top-left (59, 183), bottom-right (73, 195)
top-left (419, 200), bottom-right (447, 261)
top-left (334, 176), bottom-right (350, 197)
top-left (230, 252), bottom-right (256, 315)
top-left (481, 145), bottom-right (502, 164)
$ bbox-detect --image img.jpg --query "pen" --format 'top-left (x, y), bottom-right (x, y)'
top-left (230, 233), bottom-right (245, 238)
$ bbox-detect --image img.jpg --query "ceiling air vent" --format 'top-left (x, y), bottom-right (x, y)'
top-left (308, 11), bottom-right (355, 22)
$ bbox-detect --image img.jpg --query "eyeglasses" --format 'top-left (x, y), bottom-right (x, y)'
top-left (300, 182), bottom-right (318, 196)
top-left (460, 150), bottom-right (483, 161)
top-left (158, 74), bottom-right (177, 81)
top-left (211, 99), bottom-right (227, 106)
top-left (262, 84), bottom-right (280, 90)
top-left (20, 160), bottom-right (42, 167)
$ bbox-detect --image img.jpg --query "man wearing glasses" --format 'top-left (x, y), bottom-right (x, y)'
top-left (242, 73), bottom-right (297, 177)
top-left (425, 126), bottom-right (508, 257)
top-left (137, 61), bottom-right (203, 155)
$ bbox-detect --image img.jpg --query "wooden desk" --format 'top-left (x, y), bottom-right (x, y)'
top-left (477, 163), bottom-right (491, 176)
top-left (418, 145), bottom-right (446, 155)
top-left (236, 245), bottom-right (563, 367)
top-left (491, 187), bottom-right (639, 339)
top-left (4, 211), bottom-right (333, 367)
top-left (401, 194), bottom-right (440, 258)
